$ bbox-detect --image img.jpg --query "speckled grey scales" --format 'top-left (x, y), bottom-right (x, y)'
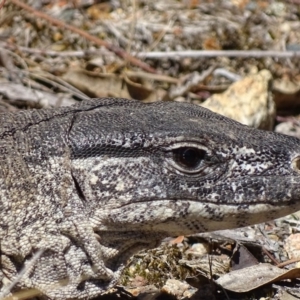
top-left (1, 98), bottom-right (300, 299)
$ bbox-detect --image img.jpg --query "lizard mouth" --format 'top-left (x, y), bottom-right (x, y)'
top-left (101, 198), bottom-right (298, 235)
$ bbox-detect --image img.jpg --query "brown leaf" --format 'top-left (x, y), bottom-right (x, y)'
top-left (124, 76), bottom-right (153, 101)
top-left (216, 263), bottom-right (300, 293)
top-left (62, 69), bottom-right (130, 98)
top-left (231, 244), bottom-right (259, 271)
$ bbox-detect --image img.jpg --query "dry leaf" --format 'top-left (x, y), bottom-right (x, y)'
top-left (216, 263), bottom-right (300, 293)
top-left (63, 69), bottom-right (130, 98)
top-left (285, 233), bottom-right (300, 259)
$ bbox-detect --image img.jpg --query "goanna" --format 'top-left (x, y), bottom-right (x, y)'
top-left (1, 98), bottom-right (300, 299)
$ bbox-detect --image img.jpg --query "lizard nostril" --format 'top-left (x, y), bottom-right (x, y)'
top-left (292, 157), bottom-right (300, 173)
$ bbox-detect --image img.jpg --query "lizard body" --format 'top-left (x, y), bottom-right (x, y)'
top-left (1, 98), bottom-right (300, 299)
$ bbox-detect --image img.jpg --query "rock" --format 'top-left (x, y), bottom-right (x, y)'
top-left (275, 121), bottom-right (300, 138)
top-left (201, 70), bottom-right (275, 130)
top-left (161, 279), bottom-right (194, 298)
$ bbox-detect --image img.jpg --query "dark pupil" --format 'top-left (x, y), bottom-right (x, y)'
top-left (174, 147), bottom-right (206, 168)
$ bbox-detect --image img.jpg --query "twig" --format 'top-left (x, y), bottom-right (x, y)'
top-left (124, 70), bottom-right (178, 84)
top-left (10, 0), bottom-right (157, 74)
top-left (0, 0), bottom-right (6, 10)
top-left (0, 249), bottom-right (44, 299)
top-left (6, 43), bottom-right (300, 60)
top-left (0, 48), bottom-right (29, 73)
top-left (1, 42), bottom-right (110, 58)
top-left (28, 71), bottom-right (89, 100)
top-left (261, 247), bottom-right (280, 266)
top-left (136, 50), bottom-right (300, 59)
top-left (213, 68), bottom-right (241, 82)
top-left (169, 66), bottom-right (215, 99)
top-left (277, 257), bottom-right (300, 268)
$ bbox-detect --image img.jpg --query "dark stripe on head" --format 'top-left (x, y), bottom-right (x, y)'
top-left (71, 144), bottom-right (147, 159)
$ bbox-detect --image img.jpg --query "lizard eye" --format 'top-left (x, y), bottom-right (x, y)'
top-left (173, 147), bottom-right (207, 169)
top-left (165, 143), bottom-right (212, 175)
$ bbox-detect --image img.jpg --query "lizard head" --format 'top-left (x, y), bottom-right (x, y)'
top-left (70, 99), bottom-right (300, 234)
top-left (7, 98), bottom-right (300, 299)
top-left (69, 98), bottom-right (300, 267)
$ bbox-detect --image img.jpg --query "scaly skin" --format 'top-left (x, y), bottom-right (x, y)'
top-left (0, 98), bottom-right (300, 299)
